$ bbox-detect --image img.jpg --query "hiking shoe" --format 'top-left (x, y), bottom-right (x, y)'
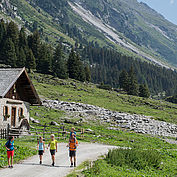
top-left (74, 162), bottom-right (76, 167)
top-left (10, 166), bottom-right (13, 168)
top-left (8, 166), bottom-right (11, 168)
top-left (70, 163), bottom-right (73, 167)
top-left (40, 161), bottom-right (42, 165)
top-left (52, 162), bottom-right (55, 166)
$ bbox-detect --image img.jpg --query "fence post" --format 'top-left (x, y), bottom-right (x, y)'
top-left (4, 129), bottom-right (6, 139)
top-left (43, 123), bottom-right (46, 140)
top-left (61, 126), bottom-right (64, 139)
top-left (81, 128), bottom-right (85, 138)
top-left (58, 128), bottom-right (60, 139)
top-left (0, 129), bottom-right (2, 139)
top-left (2, 129), bottom-right (5, 139)
top-left (7, 124), bottom-right (10, 140)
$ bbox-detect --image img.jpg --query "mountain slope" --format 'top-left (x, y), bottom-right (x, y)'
top-left (1, 0), bottom-right (177, 68)
top-left (70, 0), bottom-right (177, 66)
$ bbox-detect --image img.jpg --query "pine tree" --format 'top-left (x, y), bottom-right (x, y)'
top-left (52, 44), bottom-right (68, 79)
top-left (17, 47), bottom-right (26, 67)
top-left (26, 49), bottom-right (36, 72)
top-left (119, 70), bottom-right (129, 90)
top-left (1, 38), bottom-right (17, 67)
top-left (67, 48), bottom-right (79, 80)
top-left (6, 21), bottom-right (19, 50)
top-left (28, 30), bottom-right (41, 61)
top-left (85, 65), bottom-right (91, 82)
top-left (127, 67), bottom-right (139, 96)
top-left (19, 27), bottom-right (28, 48)
top-left (77, 54), bottom-right (86, 82)
top-left (36, 43), bottom-right (51, 74)
top-left (139, 84), bottom-right (150, 98)
top-left (0, 19), bottom-right (6, 48)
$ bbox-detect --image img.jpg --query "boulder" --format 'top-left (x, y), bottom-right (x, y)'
top-left (50, 121), bottom-right (59, 126)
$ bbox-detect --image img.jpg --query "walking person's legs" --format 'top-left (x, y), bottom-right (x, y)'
top-left (52, 155), bottom-right (55, 166)
top-left (39, 155), bottom-right (42, 164)
top-left (50, 150), bottom-right (55, 166)
top-left (11, 150), bottom-right (14, 167)
top-left (74, 156), bottom-right (76, 167)
top-left (7, 157), bottom-right (10, 167)
top-left (11, 156), bottom-right (13, 167)
top-left (39, 150), bottom-right (44, 164)
top-left (70, 157), bottom-right (73, 167)
top-left (7, 151), bottom-right (11, 167)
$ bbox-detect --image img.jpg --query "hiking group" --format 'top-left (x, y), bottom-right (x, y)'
top-left (5, 127), bottom-right (78, 168)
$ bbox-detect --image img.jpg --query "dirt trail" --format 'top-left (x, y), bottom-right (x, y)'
top-left (0, 143), bottom-right (116, 177)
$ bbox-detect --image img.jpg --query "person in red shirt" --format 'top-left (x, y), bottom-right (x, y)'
top-left (67, 133), bottom-right (78, 167)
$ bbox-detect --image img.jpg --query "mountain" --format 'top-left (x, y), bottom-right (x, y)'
top-left (70, 0), bottom-right (177, 66)
top-left (1, 0), bottom-right (177, 68)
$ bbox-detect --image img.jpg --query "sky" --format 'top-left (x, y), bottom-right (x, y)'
top-left (137, 0), bottom-right (177, 25)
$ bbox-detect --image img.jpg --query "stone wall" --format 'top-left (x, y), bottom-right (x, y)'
top-left (0, 98), bottom-right (30, 129)
top-left (43, 99), bottom-right (177, 138)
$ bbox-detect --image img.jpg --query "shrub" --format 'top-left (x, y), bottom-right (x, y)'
top-left (97, 83), bottom-right (112, 90)
top-left (106, 148), bottom-right (161, 170)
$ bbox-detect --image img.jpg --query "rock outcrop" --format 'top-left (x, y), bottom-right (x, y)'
top-left (42, 99), bottom-right (177, 138)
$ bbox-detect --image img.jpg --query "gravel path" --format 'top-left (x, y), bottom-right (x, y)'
top-left (0, 143), bottom-right (116, 177)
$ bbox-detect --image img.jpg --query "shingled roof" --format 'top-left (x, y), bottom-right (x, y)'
top-left (0, 67), bottom-right (41, 105)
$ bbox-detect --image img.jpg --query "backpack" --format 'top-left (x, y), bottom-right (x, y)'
top-left (6, 140), bottom-right (10, 148)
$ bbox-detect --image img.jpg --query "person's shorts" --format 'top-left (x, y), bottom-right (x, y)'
top-left (50, 150), bottom-right (56, 155)
top-left (69, 150), bottom-right (76, 157)
top-left (38, 150), bottom-right (44, 155)
top-left (7, 150), bottom-right (14, 158)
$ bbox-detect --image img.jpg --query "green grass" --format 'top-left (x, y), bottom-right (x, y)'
top-left (30, 73), bottom-right (177, 124)
top-left (31, 105), bottom-right (177, 176)
top-left (28, 72), bottom-right (177, 176)
top-left (30, 105), bottom-right (177, 150)
top-left (82, 155), bottom-right (177, 177)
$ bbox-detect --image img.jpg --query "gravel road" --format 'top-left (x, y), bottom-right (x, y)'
top-left (0, 143), bottom-right (116, 177)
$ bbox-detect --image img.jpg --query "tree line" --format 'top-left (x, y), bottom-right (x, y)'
top-left (81, 46), bottom-right (177, 97)
top-left (119, 67), bottom-right (150, 98)
top-left (1, 19), bottom-right (177, 98)
top-left (0, 19), bottom-right (91, 82)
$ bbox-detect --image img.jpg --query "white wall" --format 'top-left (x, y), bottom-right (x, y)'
top-left (0, 98), bottom-right (30, 129)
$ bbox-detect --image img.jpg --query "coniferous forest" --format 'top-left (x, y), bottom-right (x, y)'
top-left (81, 46), bottom-right (177, 96)
top-left (0, 19), bottom-right (177, 98)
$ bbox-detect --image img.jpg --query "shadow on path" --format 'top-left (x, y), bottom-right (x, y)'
top-left (21, 163), bottom-right (70, 168)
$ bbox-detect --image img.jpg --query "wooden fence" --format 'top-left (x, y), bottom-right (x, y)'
top-left (27, 123), bottom-right (85, 141)
top-left (0, 123), bottom-right (86, 141)
top-left (0, 124), bottom-right (10, 139)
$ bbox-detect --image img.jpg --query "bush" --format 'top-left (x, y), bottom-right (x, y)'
top-left (106, 148), bottom-right (161, 170)
top-left (97, 83), bottom-right (112, 90)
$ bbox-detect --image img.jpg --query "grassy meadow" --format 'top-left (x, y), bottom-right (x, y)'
top-left (28, 73), bottom-right (177, 176)
top-left (30, 73), bottom-right (177, 124)
top-left (1, 72), bottom-right (177, 176)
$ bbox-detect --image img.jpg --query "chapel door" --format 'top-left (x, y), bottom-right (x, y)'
top-left (11, 107), bottom-right (16, 127)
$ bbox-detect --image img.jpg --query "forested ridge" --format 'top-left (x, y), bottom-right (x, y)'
top-left (81, 46), bottom-right (177, 96)
top-left (0, 19), bottom-right (177, 98)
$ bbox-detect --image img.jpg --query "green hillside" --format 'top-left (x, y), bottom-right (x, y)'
top-left (30, 73), bottom-right (177, 124)
top-left (28, 72), bottom-right (177, 176)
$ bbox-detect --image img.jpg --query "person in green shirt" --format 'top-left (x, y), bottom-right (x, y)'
top-left (47, 134), bottom-right (57, 166)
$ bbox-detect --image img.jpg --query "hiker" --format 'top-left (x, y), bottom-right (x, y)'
top-left (69, 127), bottom-right (76, 142)
top-left (5, 136), bottom-right (16, 168)
top-left (47, 134), bottom-right (57, 166)
top-left (70, 127), bottom-right (76, 137)
top-left (67, 133), bottom-right (78, 167)
top-left (37, 136), bottom-right (45, 164)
